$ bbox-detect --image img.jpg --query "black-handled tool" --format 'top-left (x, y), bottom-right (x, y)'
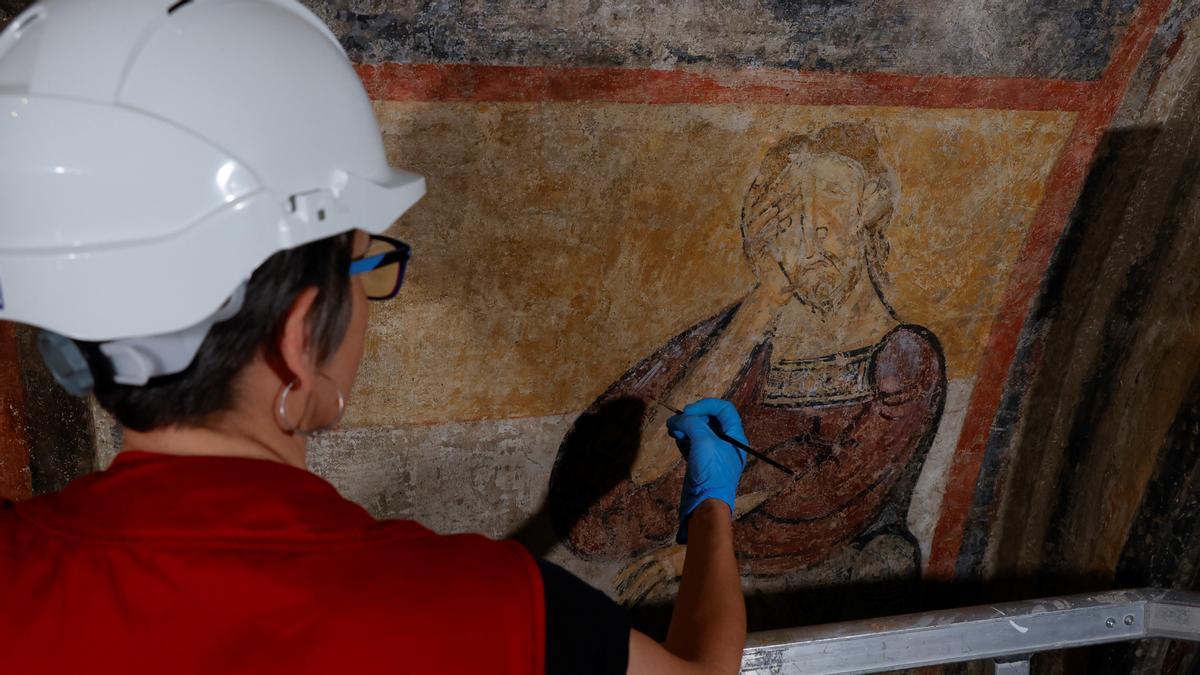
top-left (649, 398), bottom-right (796, 477)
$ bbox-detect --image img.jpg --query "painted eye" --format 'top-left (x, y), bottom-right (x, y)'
top-left (815, 227), bottom-right (829, 238)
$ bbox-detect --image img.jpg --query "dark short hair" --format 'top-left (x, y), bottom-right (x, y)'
top-left (94, 233), bottom-right (355, 432)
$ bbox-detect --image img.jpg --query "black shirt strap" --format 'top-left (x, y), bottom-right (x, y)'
top-left (537, 558), bottom-right (631, 675)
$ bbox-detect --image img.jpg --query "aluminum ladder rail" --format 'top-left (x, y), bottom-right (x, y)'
top-left (740, 588), bottom-right (1200, 674)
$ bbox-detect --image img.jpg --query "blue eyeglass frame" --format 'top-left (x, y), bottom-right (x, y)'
top-left (349, 234), bottom-right (412, 301)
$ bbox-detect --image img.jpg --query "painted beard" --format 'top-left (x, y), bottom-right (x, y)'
top-left (791, 258), bottom-right (858, 313)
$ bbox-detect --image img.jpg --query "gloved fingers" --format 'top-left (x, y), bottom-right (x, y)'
top-left (682, 398), bottom-right (747, 442)
top-left (665, 413), bottom-right (685, 437)
top-left (667, 414), bottom-right (720, 443)
top-left (665, 414), bottom-right (698, 460)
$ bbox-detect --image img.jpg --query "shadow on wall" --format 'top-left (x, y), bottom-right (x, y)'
top-left (510, 396), bottom-right (646, 561)
top-left (987, 108), bottom-right (1200, 671)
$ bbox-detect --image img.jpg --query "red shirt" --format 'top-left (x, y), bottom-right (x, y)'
top-left (0, 451), bottom-right (546, 675)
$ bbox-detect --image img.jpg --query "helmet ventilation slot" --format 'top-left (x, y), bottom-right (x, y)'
top-left (12, 10), bottom-right (42, 33)
top-left (6, 6), bottom-right (46, 36)
top-left (167, 0), bottom-right (195, 15)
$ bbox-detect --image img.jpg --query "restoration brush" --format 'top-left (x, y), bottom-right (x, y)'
top-left (648, 397), bottom-right (795, 477)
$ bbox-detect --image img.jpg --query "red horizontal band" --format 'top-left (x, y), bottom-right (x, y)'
top-left (357, 62), bottom-right (1097, 112)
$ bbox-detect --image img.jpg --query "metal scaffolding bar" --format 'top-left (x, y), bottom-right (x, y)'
top-left (740, 588), bottom-right (1200, 674)
top-left (985, 657), bottom-right (1032, 674)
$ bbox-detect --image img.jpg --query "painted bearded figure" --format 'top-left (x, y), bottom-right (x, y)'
top-left (548, 124), bottom-right (947, 609)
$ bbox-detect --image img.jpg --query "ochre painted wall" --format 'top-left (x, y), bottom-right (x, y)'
top-left (352, 104), bottom-right (1071, 425)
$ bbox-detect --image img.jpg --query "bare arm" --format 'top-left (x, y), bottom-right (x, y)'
top-left (627, 500), bottom-right (746, 675)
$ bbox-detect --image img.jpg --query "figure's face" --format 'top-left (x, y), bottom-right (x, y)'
top-left (771, 152), bottom-right (869, 312)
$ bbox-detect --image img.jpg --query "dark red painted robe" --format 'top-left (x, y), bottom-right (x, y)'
top-left (549, 303), bottom-right (946, 575)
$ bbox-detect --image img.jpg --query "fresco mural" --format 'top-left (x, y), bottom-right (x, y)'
top-left (268, 0), bottom-right (1178, 614)
top-left (350, 105), bottom-right (1071, 427)
top-left (336, 101), bottom-right (1074, 611)
top-left (547, 123), bottom-right (946, 604)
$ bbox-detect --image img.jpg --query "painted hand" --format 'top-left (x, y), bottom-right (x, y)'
top-left (614, 545), bottom-right (687, 606)
top-left (667, 398), bottom-right (748, 544)
top-left (744, 191), bottom-right (800, 305)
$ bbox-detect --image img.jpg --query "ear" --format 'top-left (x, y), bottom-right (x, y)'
top-left (860, 178), bottom-right (892, 227)
top-left (276, 286), bottom-right (322, 390)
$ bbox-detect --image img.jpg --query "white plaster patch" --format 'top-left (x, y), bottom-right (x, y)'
top-left (907, 376), bottom-right (975, 570)
top-left (306, 414), bottom-right (576, 540)
top-left (304, 415), bottom-right (637, 593)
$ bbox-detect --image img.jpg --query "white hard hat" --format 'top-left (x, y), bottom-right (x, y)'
top-left (0, 0), bottom-right (425, 386)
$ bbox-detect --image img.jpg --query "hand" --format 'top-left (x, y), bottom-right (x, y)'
top-left (744, 191), bottom-right (799, 305)
top-left (666, 398), bottom-right (748, 544)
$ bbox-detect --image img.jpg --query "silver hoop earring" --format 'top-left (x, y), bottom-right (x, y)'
top-left (274, 372), bottom-right (346, 437)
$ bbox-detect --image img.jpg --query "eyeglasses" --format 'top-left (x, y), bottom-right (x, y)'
top-left (349, 234), bottom-right (411, 301)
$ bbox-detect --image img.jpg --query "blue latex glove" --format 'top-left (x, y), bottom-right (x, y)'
top-left (666, 398), bottom-right (748, 544)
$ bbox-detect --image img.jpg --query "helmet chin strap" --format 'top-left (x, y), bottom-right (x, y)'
top-left (38, 282), bottom-right (248, 396)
